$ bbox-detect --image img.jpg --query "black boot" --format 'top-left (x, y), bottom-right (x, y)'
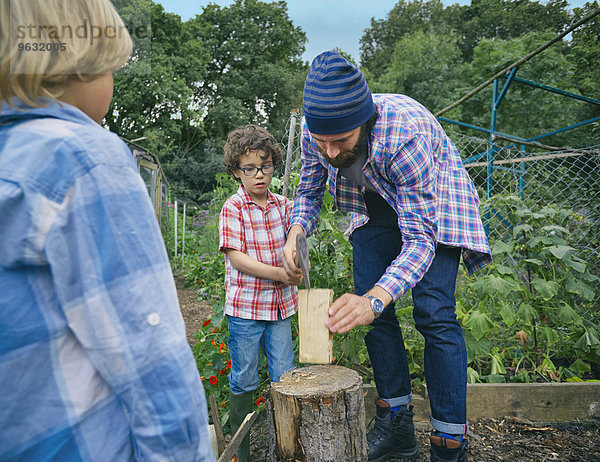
top-left (367, 399), bottom-right (419, 461)
top-left (430, 433), bottom-right (469, 462)
top-left (229, 390), bottom-right (253, 462)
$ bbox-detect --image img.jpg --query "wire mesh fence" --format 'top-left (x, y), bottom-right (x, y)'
top-left (281, 110), bottom-right (600, 304)
top-left (455, 131), bottom-right (600, 297)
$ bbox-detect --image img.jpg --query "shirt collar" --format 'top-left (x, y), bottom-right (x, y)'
top-left (1, 97), bottom-right (98, 127)
top-left (236, 184), bottom-right (279, 206)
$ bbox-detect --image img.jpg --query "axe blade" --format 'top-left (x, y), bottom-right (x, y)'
top-left (295, 232), bottom-right (310, 291)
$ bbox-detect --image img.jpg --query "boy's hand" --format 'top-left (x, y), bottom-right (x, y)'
top-left (277, 266), bottom-right (303, 286)
top-left (282, 225), bottom-right (305, 279)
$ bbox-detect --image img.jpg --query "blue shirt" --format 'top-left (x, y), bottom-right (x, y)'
top-left (0, 100), bottom-right (215, 461)
top-left (291, 94), bottom-right (491, 300)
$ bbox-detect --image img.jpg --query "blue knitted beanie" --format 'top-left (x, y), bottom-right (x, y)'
top-left (303, 51), bottom-right (375, 135)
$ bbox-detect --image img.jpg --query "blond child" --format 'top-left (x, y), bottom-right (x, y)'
top-left (0, 1), bottom-right (214, 460)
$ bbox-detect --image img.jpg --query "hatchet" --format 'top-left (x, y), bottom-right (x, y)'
top-left (294, 231), bottom-right (310, 291)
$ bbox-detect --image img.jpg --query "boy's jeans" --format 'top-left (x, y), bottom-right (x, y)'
top-left (227, 314), bottom-right (295, 394)
top-left (352, 192), bottom-right (468, 435)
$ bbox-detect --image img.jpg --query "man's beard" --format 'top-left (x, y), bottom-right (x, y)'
top-left (320, 126), bottom-right (369, 169)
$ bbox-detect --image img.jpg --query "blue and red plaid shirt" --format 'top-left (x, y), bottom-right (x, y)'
top-left (290, 94), bottom-right (491, 301)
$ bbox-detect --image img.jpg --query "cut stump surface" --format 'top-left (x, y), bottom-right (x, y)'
top-left (267, 365), bottom-right (367, 462)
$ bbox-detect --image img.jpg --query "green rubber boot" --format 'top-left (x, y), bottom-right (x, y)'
top-left (229, 390), bottom-right (253, 462)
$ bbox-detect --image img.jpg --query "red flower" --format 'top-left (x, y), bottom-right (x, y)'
top-left (218, 342), bottom-right (225, 353)
top-left (209, 376), bottom-right (218, 385)
top-left (211, 339), bottom-right (216, 346)
top-left (226, 360), bottom-right (232, 368)
top-left (200, 376), bottom-right (204, 381)
top-left (256, 397), bottom-right (265, 406)
top-left (221, 400), bottom-right (227, 408)
top-left (220, 368), bottom-right (227, 375)
top-left (203, 319), bottom-right (212, 327)
top-left (212, 328), bottom-right (219, 333)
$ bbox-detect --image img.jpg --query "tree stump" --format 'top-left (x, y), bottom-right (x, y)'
top-left (266, 365), bottom-right (367, 461)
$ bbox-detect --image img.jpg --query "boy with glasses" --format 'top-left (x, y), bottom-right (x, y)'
top-left (219, 124), bottom-right (303, 462)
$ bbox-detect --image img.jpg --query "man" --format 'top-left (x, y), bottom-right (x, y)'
top-left (282, 51), bottom-right (491, 462)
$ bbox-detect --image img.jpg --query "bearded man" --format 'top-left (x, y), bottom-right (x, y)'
top-left (282, 51), bottom-right (491, 462)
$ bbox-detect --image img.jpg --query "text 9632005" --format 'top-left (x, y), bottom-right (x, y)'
top-left (18, 42), bottom-right (66, 52)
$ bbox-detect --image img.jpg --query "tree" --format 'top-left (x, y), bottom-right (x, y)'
top-left (360, 0), bottom-right (572, 79)
top-left (446, 0), bottom-right (571, 59)
top-left (568, 1), bottom-right (600, 144)
top-left (108, 2), bottom-right (209, 153)
top-left (185, 0), bottom-right (307, 141)
top-left (360, 0), bottom-right (448, 80)
top-left (109, 0), bottom-right (308, 202)
top-left (461, 31), bottom-right (594, 147)
top-left (371, 29), bottom-right (464, 112)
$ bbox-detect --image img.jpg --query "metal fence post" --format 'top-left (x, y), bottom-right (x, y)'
top-left (174, 200), bottom-right (178, 259)
top-left (282, 109), bottom-right (298, 197)
top-left (181, 202), bottom-right (187, 269)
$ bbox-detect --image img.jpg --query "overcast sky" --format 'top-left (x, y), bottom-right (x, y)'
top-left (155, 0), bottom-right (589, 65)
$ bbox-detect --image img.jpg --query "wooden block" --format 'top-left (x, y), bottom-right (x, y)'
top-left (298, 289), bottom-right (333, 364)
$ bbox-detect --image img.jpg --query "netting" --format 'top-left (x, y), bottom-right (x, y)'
top-left (281, 112), bottom-right (600, 304)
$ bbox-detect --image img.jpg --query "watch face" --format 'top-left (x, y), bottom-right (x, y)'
top-left (366, 295), bottom-right (384, 315)
top-left (373, 298), bottom-right (384, 314)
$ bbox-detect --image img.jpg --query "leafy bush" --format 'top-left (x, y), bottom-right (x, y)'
top-left (458, 195), bottom-right (600, 383)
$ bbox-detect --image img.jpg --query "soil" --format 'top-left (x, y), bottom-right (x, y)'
top-left (176, 279), bottom-right (600, 461)
top-left (247, 412), bottom-right (600, 461)
top-left (176, 276), bottom-right (214, 345)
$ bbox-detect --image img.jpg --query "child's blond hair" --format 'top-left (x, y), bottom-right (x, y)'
top-left (0, 0), bottom-right (132, 107)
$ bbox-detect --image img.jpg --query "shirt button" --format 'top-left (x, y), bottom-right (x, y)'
top-left (147, 312), bottom-right (161, 326)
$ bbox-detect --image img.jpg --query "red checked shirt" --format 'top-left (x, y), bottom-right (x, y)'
top-left (291, 94), bottom-right (492, 302)
top-left (219, 185), bottom-right (298, 320)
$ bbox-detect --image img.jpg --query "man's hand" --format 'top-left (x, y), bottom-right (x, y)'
top-left (326, 287), bottom-right (393, 333)
top-left (325, 293), bottom-right (375, 333)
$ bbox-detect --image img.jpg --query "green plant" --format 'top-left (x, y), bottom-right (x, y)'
top-left (459, 195), bottom-right (600, 383)
top-left (192, 308), bottom-right (270, 431)
top-left (192, 309), bottom-right (231, 429)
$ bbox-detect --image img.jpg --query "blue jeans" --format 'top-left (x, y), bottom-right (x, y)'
top-left (352, 192), bottom-right (467, 435)
top-left (227, 314), bottom-right (295, 394)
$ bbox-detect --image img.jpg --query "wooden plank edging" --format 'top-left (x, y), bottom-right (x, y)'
top-left (364, 382), bottom-right (600, 422)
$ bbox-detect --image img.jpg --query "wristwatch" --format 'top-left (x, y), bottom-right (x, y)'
top-left (363, 294), bottom-right (384, 318)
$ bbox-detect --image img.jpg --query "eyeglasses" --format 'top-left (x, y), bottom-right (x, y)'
top-left (237, 165), bottom-right (275, 177)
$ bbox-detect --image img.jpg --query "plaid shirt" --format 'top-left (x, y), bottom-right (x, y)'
top-left (291, 94), bottom-right (491, 301)
top-left (0, 100), bottom-right (214, 462)
top-left (219, 186), bottom-right (298, 320)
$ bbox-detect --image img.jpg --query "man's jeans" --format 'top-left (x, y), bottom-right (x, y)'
top-left (227, 314), bottom-right (295, 394)
top-left (352, 192), bottom-right (468, 435)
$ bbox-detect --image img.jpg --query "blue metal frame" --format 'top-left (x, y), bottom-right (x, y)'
top-left (438, 67), bottom-right (599, 235)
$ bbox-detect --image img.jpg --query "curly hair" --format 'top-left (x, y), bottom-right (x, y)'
top-left (223, 124), bottom-right (283, 178)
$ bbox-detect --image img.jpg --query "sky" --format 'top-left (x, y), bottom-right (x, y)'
top-left (155, 0), bottom-right (589, 64)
